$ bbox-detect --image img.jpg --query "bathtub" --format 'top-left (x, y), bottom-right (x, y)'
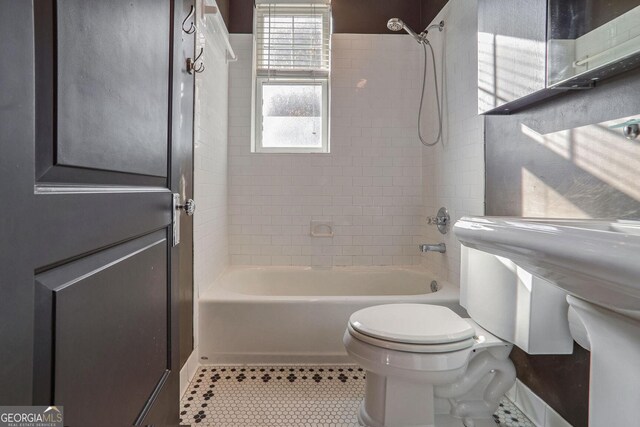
top-left (198, 266), bottom-right (464, 364)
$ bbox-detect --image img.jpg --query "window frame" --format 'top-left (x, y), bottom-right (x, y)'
top-left (254, 77), bottom-right (329, 154)
top-left (251, 2), bottom-right (332, 154)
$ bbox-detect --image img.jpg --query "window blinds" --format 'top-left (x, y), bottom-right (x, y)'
top-left (255, 3), bottom-right (331, 77)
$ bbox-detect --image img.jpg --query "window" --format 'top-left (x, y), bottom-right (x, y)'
top-left (252, 1), bottom-right (331, 153)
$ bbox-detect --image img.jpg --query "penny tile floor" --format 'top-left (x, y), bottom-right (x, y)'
top-left (180, 365), bottom-right (534, 426)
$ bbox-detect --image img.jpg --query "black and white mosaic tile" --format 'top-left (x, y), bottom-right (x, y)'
top-left (180, 364), bottom-right (533, 427)
top-left (493, 400), bottom-right (535, 427)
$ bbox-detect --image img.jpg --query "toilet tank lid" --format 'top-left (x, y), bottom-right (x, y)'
top-left (349, 304), bottom-right (475, 345)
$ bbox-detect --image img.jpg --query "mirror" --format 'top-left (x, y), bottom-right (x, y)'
top-left (478, 0), bottom-right (640, 114)
top-left (548, 0), bottom-right (640, 86)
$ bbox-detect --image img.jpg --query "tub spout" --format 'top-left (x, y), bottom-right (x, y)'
top-left (419, 243), bottom-right (446, 253)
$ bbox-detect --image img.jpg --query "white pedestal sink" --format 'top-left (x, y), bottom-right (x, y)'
top-left (454, 217), bottom-right (640, 426)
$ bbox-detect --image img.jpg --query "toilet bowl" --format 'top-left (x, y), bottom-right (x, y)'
top-left (343, 303), bottom-right (516, 427)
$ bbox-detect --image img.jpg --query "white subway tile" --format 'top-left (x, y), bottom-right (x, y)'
top-left (194, 21), bottom-right (229, 291)
top-left (229, 34), bottom-right (426, 267)
top-left (420, 0), bottom-right (485, 283)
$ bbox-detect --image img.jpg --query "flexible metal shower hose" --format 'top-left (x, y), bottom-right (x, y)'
top-left (418, 41), bottom-right (443, 147)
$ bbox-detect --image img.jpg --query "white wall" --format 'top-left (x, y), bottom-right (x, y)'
top-left (227, 34), bottom-right (425, 267)
top-left (183, 0), bottom-right (231, 396)
top-left (421, 0), bottom-right (485, 285)
top-left (193, 4), bottom-right (230, 344)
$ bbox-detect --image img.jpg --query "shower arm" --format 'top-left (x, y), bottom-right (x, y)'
top-left (420, 21), bottom-right (445, 40)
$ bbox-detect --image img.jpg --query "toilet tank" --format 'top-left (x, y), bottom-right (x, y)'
top-left (460, 246), bottom-right (573, 354)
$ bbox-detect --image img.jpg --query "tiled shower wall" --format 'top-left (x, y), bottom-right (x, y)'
top-left (420, 0), bottom-right (485, 285)
top-left (227, 34), bottom-right (425, 267)
top-left (193, 8), bottom-right (230, 345)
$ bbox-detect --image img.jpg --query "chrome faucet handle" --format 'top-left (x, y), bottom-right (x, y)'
top-left (427, 207), bottom-right (450, 234)
top-left (427, 216), bottom-right (447, 225)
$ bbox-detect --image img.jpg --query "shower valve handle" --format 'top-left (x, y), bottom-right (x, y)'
top-left (427, 216), bottom-right (447, 226)
top-left (427, 207), bottom-right (450, 235)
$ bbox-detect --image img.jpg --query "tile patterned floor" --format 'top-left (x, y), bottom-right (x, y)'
top-left (493, 400), bottom-right (535, 427)
top-left (180, 364), bottom-right (534, 427)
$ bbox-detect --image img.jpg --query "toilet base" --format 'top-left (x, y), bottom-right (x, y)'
top-left (357, 370), bottom-right (501, 427)
top-left (357, 399), bottom-right (499, 427)
top-left (360, 371), bottom-right (437, 427)
top-left (354, 346), bottom-right (516, 427)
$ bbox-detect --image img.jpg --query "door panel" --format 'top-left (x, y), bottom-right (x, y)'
top-left (55, 0), bottom-right (169, 177)
top-left (34, 0), bottom-right (170, 186)
top-left (34, 231), bottom-right (168, 425)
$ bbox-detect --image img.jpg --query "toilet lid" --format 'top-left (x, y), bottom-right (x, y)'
top-left (347, 323), bottom-right (476, 353)
top-left (349, 304), bottom-right (475, 345)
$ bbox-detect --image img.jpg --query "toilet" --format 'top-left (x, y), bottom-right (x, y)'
top-left (343, 246), bottom-right (575, 427)
top-left (344, 304), bottom-right (514, 427)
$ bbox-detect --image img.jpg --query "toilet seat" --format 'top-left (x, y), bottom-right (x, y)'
top-left (348, 304), bottom-right (477, 353)
top-left (347, 323), bottom-right (475, 353)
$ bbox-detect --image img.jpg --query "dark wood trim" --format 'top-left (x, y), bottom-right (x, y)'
top-left (228, 0), bottom-right (449, 34)
top-left (510, 346), bottom-right (590, 427)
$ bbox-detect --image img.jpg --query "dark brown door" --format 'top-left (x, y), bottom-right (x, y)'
top-left (0, 0), bottom-right (194, 424)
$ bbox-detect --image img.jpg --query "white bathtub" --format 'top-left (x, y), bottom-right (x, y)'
top-left (198, 266), bottom-right (464, 364)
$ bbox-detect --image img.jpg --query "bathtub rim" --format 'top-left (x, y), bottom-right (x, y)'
top-left (200, 265), bottom-right (460, 303)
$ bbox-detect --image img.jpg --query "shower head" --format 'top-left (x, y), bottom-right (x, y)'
top-left (386, 18), bottom-right (404, 32)
top-left (386, 18), bottom-right (423, 44)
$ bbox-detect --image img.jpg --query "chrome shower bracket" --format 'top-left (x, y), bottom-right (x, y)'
top-left (427, 207), bottom-right (450, 235)
top-left (422, 20), bottom-right (445, 37)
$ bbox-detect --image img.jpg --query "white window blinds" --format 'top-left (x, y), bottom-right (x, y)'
top-left (255, 2), bottom-right (331, 77)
